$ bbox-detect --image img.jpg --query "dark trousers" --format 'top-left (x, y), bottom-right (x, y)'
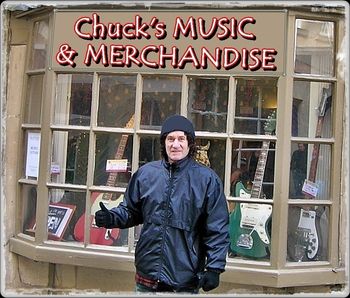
top-left (135, 282), bottom-right (199, 294)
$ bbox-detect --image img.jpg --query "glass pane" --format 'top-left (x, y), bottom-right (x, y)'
top-left (234, 78), bottom-right (277, 135)
top-left (292, 81), bottom-right (332, 138)
top-left (54, 74), bottom-right (93, 126)
top-left (94, 133), bottom-right (133, 188)
top-left (24, 75), bottom-right (43, 124)
top-left (287, 205), bottom-right (329, 262)
top-left (23, 130), bottom-right (41, 180)
top-left (50, 131), bottom-right (89, 185)
top-left (228, 139), bottom-right (275, 259)
top-left (140, 75), bottom-right (181, 129)
top-left (139, 136), bottom-right (161, 167)
top-left (195, 138), bottom-right (226, 183)
top-left (228, 201), bottom-right (272, 260)
top-left (289, 143), bottom-right (331, 200)
top-left (98, 75), bottom-right (137, 127)
top-left (88, 191), bottom-right (127, 246)
top-left (188, 77), bottom-right (228, 132)
top-left (230, 140), bottom-right (276, 200)
top-left (295, 19), bottom-right (334, 76)
top-left (48, 189), bottom-right (86, 242)
top-left (29, 19), bottom-right (49, 70)
top-left (21, 185), bottom-right (37, 237)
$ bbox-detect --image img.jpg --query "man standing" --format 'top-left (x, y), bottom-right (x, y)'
top-left (95, 114), bottom-right (230, 293)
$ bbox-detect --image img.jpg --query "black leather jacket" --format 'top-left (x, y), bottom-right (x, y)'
top-left (108, 157), bottom-right (230, 290)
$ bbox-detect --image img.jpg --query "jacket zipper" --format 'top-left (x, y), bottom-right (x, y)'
top-left (156, 164), bottom-right (175, 284)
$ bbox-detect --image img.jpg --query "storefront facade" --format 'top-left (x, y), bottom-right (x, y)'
top-left (1, 1), bottom-right (349, 295)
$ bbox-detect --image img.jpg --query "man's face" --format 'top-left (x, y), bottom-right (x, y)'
top-left (165, 131), bottom-right (190, 163)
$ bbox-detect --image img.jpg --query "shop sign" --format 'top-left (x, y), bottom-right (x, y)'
top-left (52, 10), bottom-right (286, 74)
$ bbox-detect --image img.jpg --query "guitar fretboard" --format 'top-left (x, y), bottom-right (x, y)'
top-left (250, 140), bottom-right (270, 199)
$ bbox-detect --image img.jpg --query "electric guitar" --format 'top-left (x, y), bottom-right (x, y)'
top-left (74, 115), bottom-right (134, 245)
top-left (293, 87), bottom-right (332, 261)
top-left (229, 111), bottom-right (275, 258)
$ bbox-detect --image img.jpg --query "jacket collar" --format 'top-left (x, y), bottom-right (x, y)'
top-left (162, 156), bottom-right (192, 173)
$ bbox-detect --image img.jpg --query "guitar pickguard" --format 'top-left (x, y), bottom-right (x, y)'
top-left (296, 209), bottom-right (319, 259)
top-left (240, 203), bottom-right (272, 245)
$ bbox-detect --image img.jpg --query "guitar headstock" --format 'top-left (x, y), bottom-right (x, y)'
top-left (264, 110), bottom-right (276, 135)
top-left (125, 114), bottom-right (135, 129)
top-left (318, 87), bottom-right (332, 117)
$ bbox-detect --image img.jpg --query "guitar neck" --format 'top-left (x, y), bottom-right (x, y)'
top-left (105, 134), bottom-right (129, 187)
top-left (307, 88), bottom-right (331, 184)
top-left (250, 140), bottom-right (270, 198)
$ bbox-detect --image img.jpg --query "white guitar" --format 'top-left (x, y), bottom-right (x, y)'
top-left (295, 209), bottom-right (319, 260)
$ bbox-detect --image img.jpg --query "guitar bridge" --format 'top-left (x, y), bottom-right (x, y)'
top-left (237, 234), bottom-right (253, 249)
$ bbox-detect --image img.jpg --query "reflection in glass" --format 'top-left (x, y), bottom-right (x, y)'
top-left (47, 189), bottom-right (86, 242)
top-left (195, 138), bottom-right (226, 182)
top-left (287, 205), bottom-right (329, 262)
top-left (234, 78), bottom-right (277, 135)
top-left (98, 75), bottom-right (137, 127)
top-left (94, 133), bottom-right (133, 188)
top-left (292, 81), bottom-right (332, 138)
top-left (289, 143), bottom-right (331, 200)
top-left (54, 74), bottom-right (93, 126)
top-left (139, 136), bottom-right (161, 167)
top-left (141, 75), bottom-right (181, 129)
top-left (24, 75), bottom-right (43, 124)
top-left (29, 19), bottom-right (49, 70)
top-left (188, 77), bottom-right (228, 132)
top-left (51, 131), bottom-right (89, 185)
top-left (295, 19), bottom-right (334, 76)
top-left (21, 185), bottom-right (37, 237)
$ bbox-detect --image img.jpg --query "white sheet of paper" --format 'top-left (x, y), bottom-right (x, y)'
top-left (25, 132), bottom-right (41, 178)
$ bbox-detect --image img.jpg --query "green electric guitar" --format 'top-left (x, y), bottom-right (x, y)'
top-left (229, 111), bottom-right (276, 259)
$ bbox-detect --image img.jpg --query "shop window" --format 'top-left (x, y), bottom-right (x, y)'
top-left (24, 75), bottom-right (43, 124)
top-left (47, 189), bottom-right (86, 242)
top-left (295, 19), bottom-right (334, 76)
top-left (141, 75), bottom-right (182, 129)
top-left (287, 205), bottom-right (329, 262)
top-left (98, 75), bottom-right (137, 128)
top-left (50, 131), bottom-right (89, 185)
top-left (94, 132), bottom-right (133, 188)
top-left (54, 74), bottom-right (93, 126)
top-left (188, 77), bottom-right (229, 133)
top-left (21, 184), bottom-right (38, 237)
top-left (234, 78), bottom-right (277, 135)
top-left (287, 142), bottom-right (331, 263)
top-left (292, 81), bottom-right (332, 138)
top-left (29, 19), bottom-right (49, 70)
top-left (286, 18), bottom-right (335, 265)
top-left (228, 139), bottom-right (276, 261)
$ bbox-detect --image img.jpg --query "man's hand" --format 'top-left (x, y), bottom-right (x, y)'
top-left (94, 202), bottom-right (113, 228)
top-left (200, 270), bottom-right (220, 292)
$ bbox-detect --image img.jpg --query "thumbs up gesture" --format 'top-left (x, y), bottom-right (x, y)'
top-left (95, 202), bottom-right (113, 228)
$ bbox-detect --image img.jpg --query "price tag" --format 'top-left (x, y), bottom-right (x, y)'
top-left (106, 159), bottom-right (128, 173)
top-left (302, 180), bottom-right (319, 198)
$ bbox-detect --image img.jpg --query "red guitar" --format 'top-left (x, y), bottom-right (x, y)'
top-left (74, 115), bottom-right (134, 245)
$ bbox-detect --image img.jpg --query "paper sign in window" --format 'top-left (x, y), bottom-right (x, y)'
top-left (25, 132), bottom-right (41, 178)
top-left (106, 159), bottom-right (128, 173)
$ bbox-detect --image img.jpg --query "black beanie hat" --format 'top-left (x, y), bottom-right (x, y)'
top-left (160, 115), bottom-right (195, 139)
